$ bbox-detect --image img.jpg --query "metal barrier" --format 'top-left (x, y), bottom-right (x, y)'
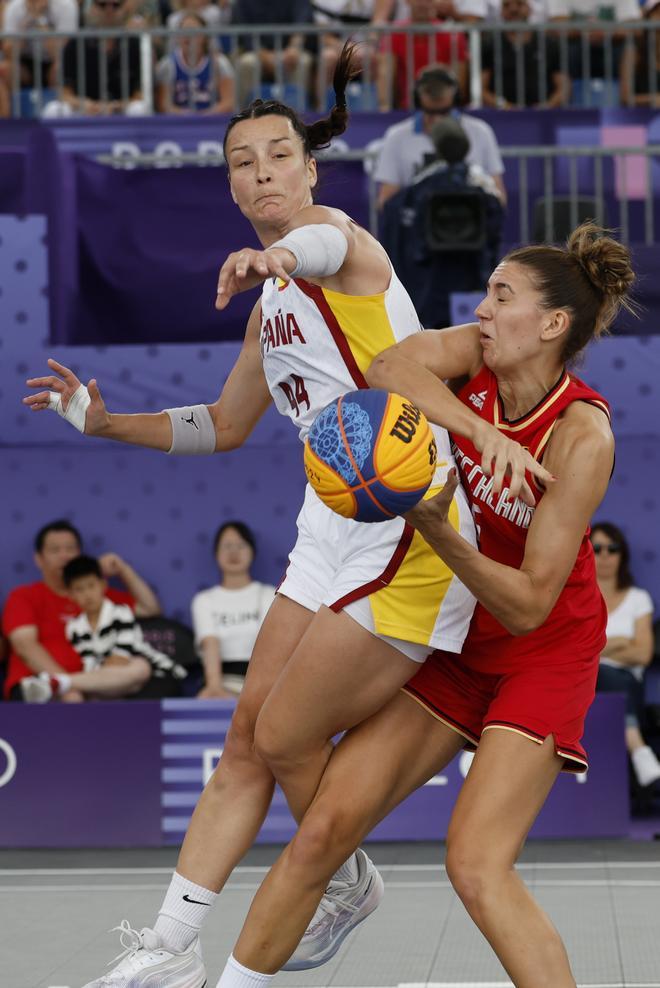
top-left (96, 143), bottom-right (660, 247)
top-left (1, 20), bottom-right (659, 118)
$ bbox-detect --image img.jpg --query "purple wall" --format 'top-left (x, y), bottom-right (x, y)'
top-left (0, 694), bottom-right (630, 847)
top-left (1, 215), bottom-right (659, 621)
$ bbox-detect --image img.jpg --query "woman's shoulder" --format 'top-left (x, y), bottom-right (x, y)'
top-left (623, 586), bottom-right (655, 616)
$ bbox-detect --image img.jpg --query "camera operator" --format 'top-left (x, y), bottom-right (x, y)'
top-left (379, 115), bottom-right (504, 328)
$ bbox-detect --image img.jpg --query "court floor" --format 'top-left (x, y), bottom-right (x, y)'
top-left (2, 841), bottom-right (660, 988)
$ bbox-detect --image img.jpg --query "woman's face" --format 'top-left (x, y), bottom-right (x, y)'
top-left (178, 15), bottom-right (205, 61)
top-left (474, 261), bottom-right (566, 373)
top-left (591, 528), bottom-right (623, 583)
top-left (225, 115), bottom-right (317, 230)
top-left (216, 527), bottom-right (254, 579)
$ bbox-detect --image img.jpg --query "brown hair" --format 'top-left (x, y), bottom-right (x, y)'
top-left (222, 42), bottom-right (361, 160)
top-left (591, 521), bottom-right (634, 590)
top-left (504, 222), bottom-right (636, 362)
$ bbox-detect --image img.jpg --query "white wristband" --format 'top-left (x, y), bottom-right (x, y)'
top-left (270, 223), bottom-right (348, 279)
top-left (48, 384), bottom-right (90, 433)
top-left (164, 404), bottom-right (216, 455)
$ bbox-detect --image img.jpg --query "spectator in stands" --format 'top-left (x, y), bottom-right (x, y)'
top-left (592, 521), bottom-right (659, 788)
top-left (2, 519), bottom-right (160, 702)
top-left (375, 63), bottom-right (506, 207)
top-left (619, 0), bottom-right (660, 107)
top-left (379, 115), bottom-right (503, 327)
top-left (191, 521), bottom-right (275, 698)
top-left (481, 0), bottom-right (570, 108)
top-left (0, 0), bottom-right (78, 115)
top-left (156, 11), bottom-right (235, 112)
top-left (166, 0), bottom-right (231, 31)
top-left (564, 0), bottom-right (640, 84)
top-left (311, 0), bottom-right (379, 112)
top-left (376, 0), bottom-right (468, 109)
top-left (231, 0), bottom-right (313, 107)
top-left (372, 0), bottom-right (486, 24)
top-left (42, 0), bottom-right (146, 116)
top-left (20, 555), bottom-right (153, 701)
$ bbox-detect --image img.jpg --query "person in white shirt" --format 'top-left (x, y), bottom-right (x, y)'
top-left (374, 63), bottom-right (506, 208)
top-left (0, 0), bottom-right (78, 112)
top-left (591, 521), bottom-right (658, 788)
top-left (192, 521), bottom-right (276, 698)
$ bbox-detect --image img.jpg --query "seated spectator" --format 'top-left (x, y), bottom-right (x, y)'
top-left (377, 0), bottom-right (468, 109)
top-left (619, 0), bottom-right (660, 107)
top-left (2, 519), bottom-right (160, 702)
top-left (156, 11), bottom-right (235, 112)
top-left (372, 0), bottom-right (486, 24)
top-left (564, 0), bottom-right (640, 83)
top-left (166, 0), bottom-right (230, 30)
top-left (21, 555), bottom-right (153, 701)
top-left (42, 0), bottom-right (146, 117)
top-left (592, 522), bottom-right (659, 789)
top-left (1, 0), bottom-right (78, 109)
top-left (375, 63), bottom-right (506, 207)
top-left (379, 115), bottom-right (503, 327)
top-left (481, 0), bottom-right (570, 108)
top-left (191, 521), bottom-right (275, 698)
top-left (310, 0), bottom-right (379, 111)
top-left (231, 0), bottom-right (313, 107)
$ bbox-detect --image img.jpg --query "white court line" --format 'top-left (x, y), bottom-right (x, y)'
top-left (3, 860), bottom-right (660, 877)
top-left (6, 879), bottom-right (660, 894)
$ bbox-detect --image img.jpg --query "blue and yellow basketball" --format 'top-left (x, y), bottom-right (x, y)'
top-left (303, 390), bottom-right (438, 522)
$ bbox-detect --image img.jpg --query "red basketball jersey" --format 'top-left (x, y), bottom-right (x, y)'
top-left (451, 365), bottom-right (610, 673)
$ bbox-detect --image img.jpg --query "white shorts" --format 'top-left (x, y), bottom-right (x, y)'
top-left (278, 481), bottom-right (477, 660)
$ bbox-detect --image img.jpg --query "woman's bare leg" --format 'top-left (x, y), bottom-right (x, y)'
top-left (253, 606), bottom-right (424, 822)
top-left (445, 729), bottom-right (574, 988)
top-left (177, 595), bottom-right (314, 889)
top-left (234, 692), bottom-right (464, 971)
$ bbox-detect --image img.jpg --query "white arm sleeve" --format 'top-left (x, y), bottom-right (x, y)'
top-left (269, 224), bottom-right (348, 279)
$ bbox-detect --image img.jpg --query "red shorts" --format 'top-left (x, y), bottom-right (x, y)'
top-left (403, 648), bottom-right (600, 772)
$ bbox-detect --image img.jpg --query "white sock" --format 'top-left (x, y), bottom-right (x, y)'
top-left (154, 871), bottom-right (218, 951)
top-left (332, 852), bottom-right (359, 884)
top-left (215, 953), bottom-right (274, 988)
top-left (55, 673), bottom-right (72, 695)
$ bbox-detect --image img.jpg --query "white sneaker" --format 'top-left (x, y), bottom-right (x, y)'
top-left (20, 673), bottom-right (53, 703)
top-left (283, 848), bottom-right (384, 971)
top-left (632, 745), bottom-right (660, 788)
top-left (81, 920), bottom-right (207, 987)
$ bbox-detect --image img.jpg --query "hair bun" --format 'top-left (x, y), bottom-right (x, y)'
top-left (567, 222), bottom-right (635, 300)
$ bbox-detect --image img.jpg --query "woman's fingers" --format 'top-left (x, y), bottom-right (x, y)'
top-left (46, 357), bottom-right (77, 380)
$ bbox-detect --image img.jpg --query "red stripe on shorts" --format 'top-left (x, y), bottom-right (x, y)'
top-left (329, 523), bottom-right (414, 612)
top-left (295, 279), bottom-right (368, 390)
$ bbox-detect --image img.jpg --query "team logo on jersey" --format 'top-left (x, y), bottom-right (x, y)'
top-left (468, 390), bottom-right (487, 411)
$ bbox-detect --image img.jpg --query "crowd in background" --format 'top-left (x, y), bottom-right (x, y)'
top-left (0, 0), bottom-right (658, 117)
top-left (0, 512), bottom-right (658, 806)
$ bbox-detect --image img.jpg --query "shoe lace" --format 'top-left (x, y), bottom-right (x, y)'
top-left (107, 919), bottom-right (150, 967)
top-left (316, 881), bottom-right (361, 921)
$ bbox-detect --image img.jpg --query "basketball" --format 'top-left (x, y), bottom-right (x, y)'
top-left (303, 390), bottom-right (438, 523)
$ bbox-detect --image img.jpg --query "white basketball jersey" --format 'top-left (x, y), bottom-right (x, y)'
top-left (259, 268), bottom-right (454, 469)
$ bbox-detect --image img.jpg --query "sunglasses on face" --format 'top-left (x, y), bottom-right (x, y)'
top-left (419, 105), bottom-right (453, 117)
top-left (592, 543), bottom-right (622, 555)
top-left (95, 1), bottom-right (123, 8)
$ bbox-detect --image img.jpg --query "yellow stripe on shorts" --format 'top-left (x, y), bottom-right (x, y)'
top-left (368, 484), bottom-right (460, 646)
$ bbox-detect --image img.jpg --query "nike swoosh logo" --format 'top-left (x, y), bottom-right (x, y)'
top-left (182, 893), bottom-right (211, 905)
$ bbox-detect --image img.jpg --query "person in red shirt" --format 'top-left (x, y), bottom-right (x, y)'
top-left (197, 223), bottom-right (635, 988)
top-left (2, 519), bottom-right (161, 701)
top-left (378, 0), bottom-right (468, 109)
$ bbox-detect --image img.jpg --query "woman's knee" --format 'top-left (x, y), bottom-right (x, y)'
top-left (253, 710), bottom-right (300, 770)
top-left (287, 801), bottom-right (362, 875)
top-left (445, 839), bottom-right (505, 911)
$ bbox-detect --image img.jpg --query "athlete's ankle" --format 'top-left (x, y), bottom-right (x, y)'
top-left (155, 871), bottom-right (217, 951)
